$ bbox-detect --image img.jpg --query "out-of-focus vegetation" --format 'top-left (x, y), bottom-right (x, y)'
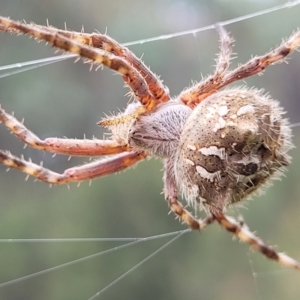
top-left (0, 1), bottom-right (299, 299)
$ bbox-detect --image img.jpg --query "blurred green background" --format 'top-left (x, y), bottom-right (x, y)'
top-left (0, 0), bottom-right (300, 299)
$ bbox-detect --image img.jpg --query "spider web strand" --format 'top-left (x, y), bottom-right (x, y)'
top-left (87, 230), bottom-right (188, 300)
top-left (0, 229), bottom-right (189, 289)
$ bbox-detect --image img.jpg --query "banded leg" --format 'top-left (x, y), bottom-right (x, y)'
top-left (179, 25), bottom-right (233, 108)
top-left (163, 158), bottom-right (215, 230)
top-left (168, 196), bottom-right (215, 230)
top-left (222, 29), bottom-right (300, 88)
top-left (0, 150), bottom-right (147, 184)
top-left (0, 17), bottom-right (165, 110)
top-left (212, 210), bottom-right (300, 270)
top-left (20, 24), bottom-right (169, 103)
top-left (0, 105), bottom-right (128, 156)
top-left (0, 21), bottom-right (170, 103)
top-left (179, 28), bottom-right (300, 108)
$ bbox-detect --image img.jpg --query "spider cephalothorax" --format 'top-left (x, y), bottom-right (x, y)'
top-left (0, 17), bottom-right (300, 270)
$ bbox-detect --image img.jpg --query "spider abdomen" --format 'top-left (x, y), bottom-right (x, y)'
top-left (175, 88), bottom-right (292, 212)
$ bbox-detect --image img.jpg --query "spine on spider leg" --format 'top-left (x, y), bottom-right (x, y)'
top-left (0, 17), bottom-right (162, 109)
top-left (167, 196), bottom-right (215, 230)
top-left (213, 211), bottom-right (300, 271)
top-left (0, 17), bottom-right (102, 62)
top-left (222, 30), bottom-right (300, 87)
top-left (0, 18), bottom-right (115, 71)
top-left (0, 17), bottom-right (104, 60)
top-left (0, 18), bottom-right (170, 104)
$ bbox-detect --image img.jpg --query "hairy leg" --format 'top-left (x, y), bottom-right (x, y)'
top-left (0, 21), bottom-right (170, 103)
top-left (0, 17), bottom-right (168, 110)
top-left (163, 158), bottom-right (215, 230)
top-left (0, 105), bottom-right (128, 156)
top-left (212, 210), bottom-right (300, 270)
top-left (179, 27), bottom-right (300, 108)
top-left (179, 25), bottom-right (233, 108)
top-left (0, 150), bottom-right (147, 184)
top-left (222, 29), bottom-right (300, 87)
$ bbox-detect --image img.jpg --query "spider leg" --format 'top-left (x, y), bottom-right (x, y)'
top-left (83, 33), bottom-right (170, 103)
top-left (179, 25), bottom-right (233, 108)
top-left (212, 210), bottom-right (300, 271)
top-left (0, 105), bottom-right (128, 156)
top-left (0, 150), bottom-right (146, 184)
top-left (0, 22), bottom-right (170, 103)
top-left (221, 29), bottom-right (300, 88)
top-left (0, 17), bottom-right (167, 110)
top-left (163, 158), bottom-right (215, 230)
top-left (179, 28), bottom-right (300, 108)
top-left (168, 195), bottom-right (215, 230)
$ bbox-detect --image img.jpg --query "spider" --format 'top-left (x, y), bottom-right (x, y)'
top-left (0, 16), bottom-right (300, 271)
